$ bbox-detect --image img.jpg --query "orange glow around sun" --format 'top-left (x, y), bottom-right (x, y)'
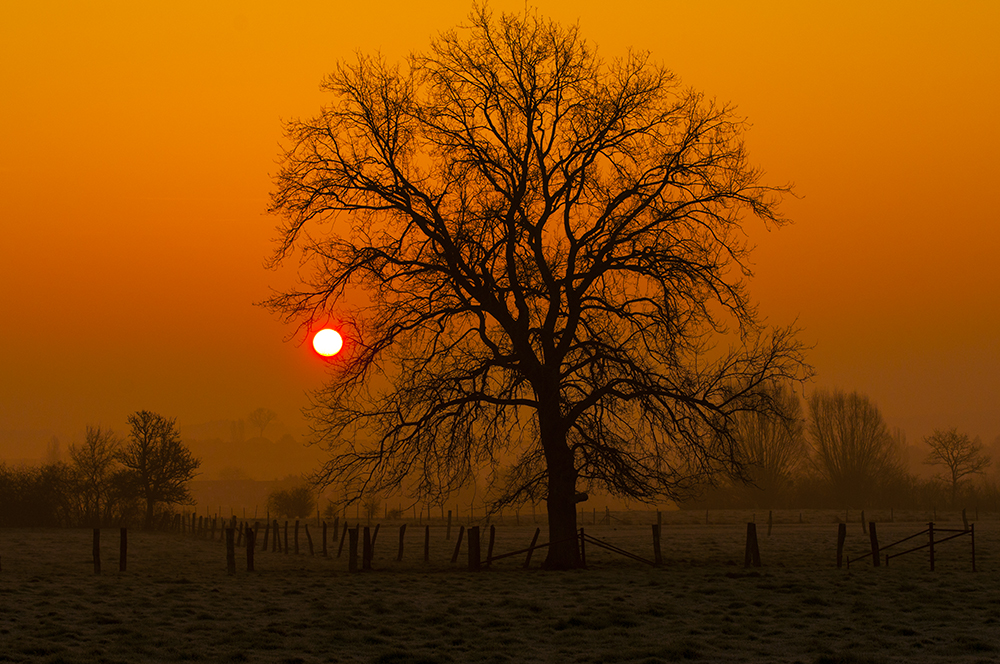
top-left (312, 328), bottom-right (344, 357)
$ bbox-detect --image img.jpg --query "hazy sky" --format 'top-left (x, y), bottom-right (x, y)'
top-left (2, 1), bottom-right (998, 460)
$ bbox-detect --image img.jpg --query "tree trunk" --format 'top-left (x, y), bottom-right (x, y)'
top-left (539, 411), bottom-right (580, 570)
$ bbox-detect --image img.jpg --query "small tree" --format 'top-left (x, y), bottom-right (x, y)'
top-left (266, 485), bottom-right (316, 519)
top-left (925, 428), bottom-right (990, 507)
top-left (69, 426), bottom-right (122, 527)
top-left (248, 408), bottom-right (277, 439)
top-left (119, 410), bottom-right (201, 528)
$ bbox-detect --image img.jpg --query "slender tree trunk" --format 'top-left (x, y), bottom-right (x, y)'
top-left (539, 407), bottom-right (580, 570)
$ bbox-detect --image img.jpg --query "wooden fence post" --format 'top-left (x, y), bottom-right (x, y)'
top-left (486, 525), bottom-right (496, 566)
top-left (93, 529), bottom-right (101, 575)
top-left (246, 526), bottom-right (255, 572)
top-left (744, 523), bottom-right (761, 568)
top-left (868, 522), bottom-right (879, 567)
top-left (272, 520), bottom-right (280, 553)
top-left (963, 508), bottom-right (969, 531)
top-left (283, 521), bottom-right (289, 554)
top-left (524, 528), bottom-right (541, 569)
top-left (579, 528), bottom-right (587, 567)
top-left (363, 526), bottom-right (373, 570)
top-left (424, 525), bottom-right (430, 562)
top-left (928, 522), bottom-right (935, 571)
top-left (119, 528), bottom-right (127, 572)
top-left (338, 522), bottom-right (349, 557)
top-left (468, 526), bottom-right (481, 572)
top-left (348, 527), bottom-right (359, 573)
top-left (861, 510), bottom-right (867, 534)
top-left (971, 523), bottom-right (977, 572)
top-left (226, 528), bottom-right (236, 575)
top-left (305, 523), bottom-right (314, 556)
top-left (451, 525), bottom-right (465, 563)
top-left (836, 522), bottom-right (847, 568)
top-left (446, 511), bottom-right (452, 540)
top-left (371, 524), bottom-right (380, 551)
top-left (397, 524), bottom-right (407, 562)
top-left (652, 524), bottom-right (662, 566)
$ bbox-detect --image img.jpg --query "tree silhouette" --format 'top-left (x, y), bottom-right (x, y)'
top-left (729, 382), bottom-right (807, 506)
top-left (119, 410), bottom-right (201, 529)
top-left (248, 407), bottom-right (277, 439)
top-left (69, 425), bottom-right (122, 527)
top-left (924, 428), bottom-right (990, 507)
top-left (264, 7), bottom-right (808, 568)
top-left (807, 389), bottom-right (904, 506)
top-left (266, 485), bottom-right (317, 519)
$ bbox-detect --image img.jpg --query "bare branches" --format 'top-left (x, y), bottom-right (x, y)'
top-left (264, 6), bottom-right (809, 518)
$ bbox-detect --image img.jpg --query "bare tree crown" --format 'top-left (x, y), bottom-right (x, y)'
top-left (264, 6), bottom-right (808, 527)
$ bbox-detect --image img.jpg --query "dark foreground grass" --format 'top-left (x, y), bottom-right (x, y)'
top-left (0, 518), bottom-right (996, 663)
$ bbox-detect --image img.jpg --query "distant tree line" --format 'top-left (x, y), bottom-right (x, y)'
top-left (0, 410), bottom-right (200, 528)
top-left (683, 385), bottom-right (995, 511)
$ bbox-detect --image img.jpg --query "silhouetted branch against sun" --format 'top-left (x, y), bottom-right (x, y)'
top-left (263, 5), bottom-right (810, 568)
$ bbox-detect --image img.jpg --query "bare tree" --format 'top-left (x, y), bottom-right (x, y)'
top-left (264, 7), bottom-right (808, 568)
top-left (69, 426), bottom-right (122, 526)
top-left (248, 408), bottom-right (277, 439)
top-left (925, 428), bottom-right (990, 507)
top-left (119, 411), bottom-right (201, 529)
top-left (729, 382), bottom-right (807, 505)
top-left (807, 389), bottom-right (904, 506)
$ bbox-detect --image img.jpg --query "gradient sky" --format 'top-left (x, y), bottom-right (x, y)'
top-left (2, 1), bottom-right (998, 466)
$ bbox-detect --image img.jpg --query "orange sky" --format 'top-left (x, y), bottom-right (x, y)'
top-left (2, 1), bottom-right (998, 466)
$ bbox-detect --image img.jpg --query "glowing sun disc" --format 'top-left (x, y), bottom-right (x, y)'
top-left (312, 328), bottom-right (343, 357)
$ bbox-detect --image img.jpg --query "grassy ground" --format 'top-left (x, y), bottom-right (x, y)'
top-left (0, 511), bottom-right (996, 663)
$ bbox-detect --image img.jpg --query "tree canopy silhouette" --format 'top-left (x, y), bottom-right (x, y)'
top-left (265, 6), bottom-right (808, 568)
top-left (120, 410), bottom-right (200, 529)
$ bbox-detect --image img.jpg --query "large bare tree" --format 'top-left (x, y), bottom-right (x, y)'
top-left (807, 389), bottom-right (904, 506)
top-left (264, 7), bottom-right (807, 568)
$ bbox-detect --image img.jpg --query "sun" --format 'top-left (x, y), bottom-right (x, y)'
top-left (312, 328), bottom-right (343, 357)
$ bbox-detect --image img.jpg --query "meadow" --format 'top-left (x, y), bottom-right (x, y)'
top-left (0, 510), bottom-right (996, 663)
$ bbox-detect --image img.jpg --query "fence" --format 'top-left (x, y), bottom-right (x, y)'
top-left (838, 521), bottom-right (976, 571)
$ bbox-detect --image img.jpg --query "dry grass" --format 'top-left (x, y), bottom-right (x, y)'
top-left (0, 512), bottom-right (997, 663)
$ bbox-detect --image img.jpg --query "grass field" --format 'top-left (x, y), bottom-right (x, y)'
top-left (0, 511), bottom-right (996, 663)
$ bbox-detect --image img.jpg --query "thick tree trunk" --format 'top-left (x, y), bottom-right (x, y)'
top-left (539, 410), bottom-right (580, 570)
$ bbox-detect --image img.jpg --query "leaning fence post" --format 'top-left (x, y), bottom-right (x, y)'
top-left (524, 528), bottom-right (541, 569)
top-left (119, 528), bottom-right (127, 573)
top-left (348, 527), bottom-right (359, 573)
top-left (93, 528), bottom-right (101, 575)
top-left (836, 522), bottom-right (847, 568)
top-left (451, 525), bottom-right (465, 563)
top-left (928, 522), bottom-right (935, 571)
top-left (338, 521), bottom-right (349, 557)
top-left (652, 524), bottom-right (663, 566)
top-left (304, 523), bottom-right (314, 556)
top-left (868, 522), bottom-right (880, 567)
top-left (226, 528), bottom-right (236, 575)
top-left (486, 525), bottom-right (496, 566)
